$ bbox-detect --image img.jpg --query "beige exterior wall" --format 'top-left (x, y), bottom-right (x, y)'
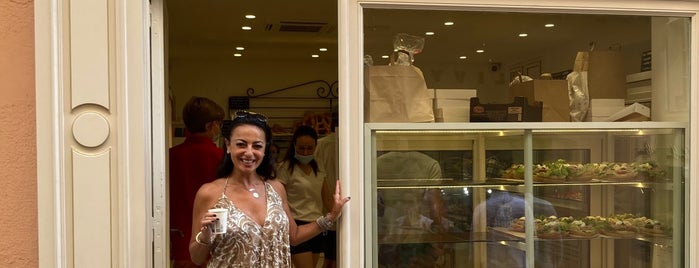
top-left (0, 0), bottom-right (38, 267)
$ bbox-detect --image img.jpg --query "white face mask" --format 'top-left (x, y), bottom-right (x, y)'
top-left (294, 153), bottom-right (314, 164)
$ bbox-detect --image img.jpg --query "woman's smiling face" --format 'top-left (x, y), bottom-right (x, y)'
top-left (226, 124), bottom-right (266, 174)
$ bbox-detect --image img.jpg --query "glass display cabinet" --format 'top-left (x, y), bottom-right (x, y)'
top-left (364, 122), bottom-right (686, 268)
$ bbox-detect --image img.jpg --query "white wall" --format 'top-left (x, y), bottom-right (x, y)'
top-left (169, 58), bottom-right (338, 122)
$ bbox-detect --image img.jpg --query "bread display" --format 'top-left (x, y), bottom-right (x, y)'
top-left (508, 214), bottom-right (671, 239)
top-left (500, 159), bottom-right (666, 182)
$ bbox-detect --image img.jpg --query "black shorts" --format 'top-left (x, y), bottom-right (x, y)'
top-left (323, 230), bottom-right (337, 260)
top-left (291, 220), bottom-right (325, 254)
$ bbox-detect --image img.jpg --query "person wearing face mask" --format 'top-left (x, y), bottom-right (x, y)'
top-left (169, 96), bottom-right (225, 268)
top-left (276, 125), bottom-right (332, 268)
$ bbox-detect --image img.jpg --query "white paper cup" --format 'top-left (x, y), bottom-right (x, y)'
top-left (208, 208), bottom-right (229, 234)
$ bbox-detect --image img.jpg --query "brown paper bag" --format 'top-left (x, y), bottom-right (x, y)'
top-left (365, 53), bottom-right (434, 122)
top-left (510, 80), bottom-right (569, 122)
top-left (569, 49), bottom-right (626, 121)
top-left (586, 50), bottom-right (626, 99)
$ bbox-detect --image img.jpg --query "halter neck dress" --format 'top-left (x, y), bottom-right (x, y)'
top-left (207, 178), bottom-right (290, 267)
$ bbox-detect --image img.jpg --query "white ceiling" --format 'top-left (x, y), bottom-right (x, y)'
top-left (166, 1), bottom-right (651, 65)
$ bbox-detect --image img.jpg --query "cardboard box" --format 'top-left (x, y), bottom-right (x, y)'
top-left (470, 97), bottom-right (542, 122)
top-left (509, 80), bottom-right (569, 122)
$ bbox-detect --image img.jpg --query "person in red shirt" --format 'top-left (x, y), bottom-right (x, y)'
top-left (170, 96), bottom-right (225, 268)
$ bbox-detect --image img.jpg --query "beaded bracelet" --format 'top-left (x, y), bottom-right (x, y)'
top-left (195, 231), bottom-right (210, 246)
top-left (316, 215), bottom-right (334, 231)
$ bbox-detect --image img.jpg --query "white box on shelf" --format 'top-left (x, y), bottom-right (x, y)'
top-left (606, 102), bottom-right (651, 122)
top-left (434, 99), bottom-right (470, 109)
top-left (434, 107), bottom-right (470, 122)
top-left (590, 99), bottom-right (625, 116)
top-left (433, 89), bottom-right (477, 99)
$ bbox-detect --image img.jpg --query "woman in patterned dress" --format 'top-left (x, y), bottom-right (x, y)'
top-left (188, 111), bottom-right (350, 267)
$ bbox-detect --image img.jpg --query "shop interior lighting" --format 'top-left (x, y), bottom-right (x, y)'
top-left (245, 14), bottom-right (256, 19)
top-left (381, 55), bottom-right (389, 59)
top-left (545, 23), bottom-right (555, 28)
top-left (235, 47), bottom-right (245, 51)
top-left (518, 33), bottom-right (528, 37)
top-left (233, 53), bottom-right (242, 57)
top-left (476, 49), bottom-right (485, 53)
top-left (459, 56), bottom-right (467, 59)
top-left (319, 48), bottom-right (328, 52)
top-left (311, 54), bottom-right (319, 58)
top-left (444, 21), bottom-right (454, 26)
top-left (242, 26), bottom-right (252, 30)
top-left (425, 31), bottom-right (435, 36)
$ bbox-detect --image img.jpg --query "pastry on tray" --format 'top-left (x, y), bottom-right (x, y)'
top-left (536, 216), bottom-right (568, 239)
top-left (502, 164), bottom-right (525, 180)
top-left (567, 219), bottom-right (599, 238)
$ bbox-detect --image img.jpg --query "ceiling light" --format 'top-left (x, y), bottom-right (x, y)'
top-left (381, 55), bottom-right (389, 59)
top-left (444, 21), bottom-right (454, 26)
top-left (311, 54), bottom-right (319, 58)
top-left (425, 31), bottom-right (435, 36)
top-left (242, 26), bottom-right (252, 31)
top-left (235, 47), bottom-right (245, 51)
top-left (459, 56), bottom-right (467, 59)
top-left (518, 33), bottom-right (528, 37)
top-left (319, 48), bottom-right (328, 52)
top-left (245, 14), bottom-right (256, 19)
top-left (233, 53), bottom-right (242, 57)
top-left (545, 23), bottom-right (555, 28)
top-left (476, 49), bottom-right (485, 53)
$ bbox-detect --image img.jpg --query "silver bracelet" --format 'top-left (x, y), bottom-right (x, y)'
top-left (195, 231), bottom-right (210, 246)
top-left (316, 215), bottom-right (334, 231)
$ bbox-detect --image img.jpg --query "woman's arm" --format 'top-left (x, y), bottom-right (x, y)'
top-left (188, 182), bottom-right (219, 265)
top-left (270, 179), bottom-right (350, 246)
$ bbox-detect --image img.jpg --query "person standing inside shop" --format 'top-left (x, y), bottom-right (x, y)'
top-left (189, 111), bottom-right (350, 267)
top-left (169, 96), bottom-right (225, 268)
top-left (277, 125), bottom-right (332, 268)
top-left (314, 110), bottom-right (339, 268)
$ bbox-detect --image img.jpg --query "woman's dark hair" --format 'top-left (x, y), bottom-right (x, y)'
top-left (215, 111), bottom-right (276, 180)
top-left (282, 125), bottom-right (319, 176)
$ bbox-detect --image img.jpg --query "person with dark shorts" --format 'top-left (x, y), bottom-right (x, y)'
top-left (278, 126), bottom-right (331, 268)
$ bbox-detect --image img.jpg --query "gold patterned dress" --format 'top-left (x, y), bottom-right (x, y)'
top-left (207, 180), bottom-right (291, 267)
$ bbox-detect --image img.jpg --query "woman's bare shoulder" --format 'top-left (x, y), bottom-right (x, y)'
top-left (196, 178), bottom-right (226, 199)
top-left (266, 179), bottom-right (286, 193)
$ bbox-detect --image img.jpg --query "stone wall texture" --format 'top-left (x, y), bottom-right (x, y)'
top-left (0, 0), bottom-right (38, 267)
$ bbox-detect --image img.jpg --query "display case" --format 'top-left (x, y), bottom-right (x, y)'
top-left (365, 122), bottom-right (686, 268)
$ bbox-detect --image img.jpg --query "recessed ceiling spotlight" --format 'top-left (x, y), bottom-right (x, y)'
top-left (245, 14), bottom-right (256, 19)
top-left (518, 33), bottom-right (528, 37)
top-left (233, 53), bottom-right (242, 57)
top-left (425, 31), bottom-right (435, 36)
top-left (476, 49), bottom-right (485, 53)
top-left (381, 55), bottom-right (389, 59)
top-left (459, 56), bottom-right (467, 59)
top-left (545, 23), bottom-right (555, 28)
top-left (235, 47), bottom-right (245, 51)
top-left (242, 26), bottom-right (252, 31)
top-left (319, 48), bottom-right (328, 52)
top-left (444, 21), bottom-right (454, 26)
top-left (311, 54), bottom-right (320, 58)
